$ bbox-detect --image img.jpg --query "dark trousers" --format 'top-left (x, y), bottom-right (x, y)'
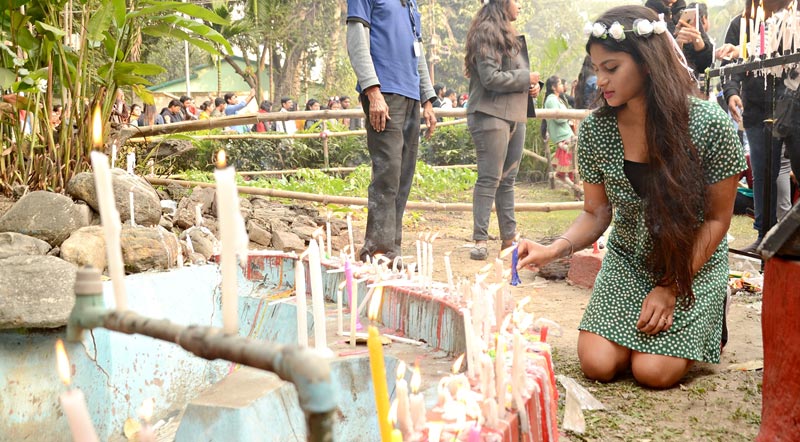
top-left (468, 112), bottom-right (525, 242)
top-left (359, 93), bottom-right (420, 260)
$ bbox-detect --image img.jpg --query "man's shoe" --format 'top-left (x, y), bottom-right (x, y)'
top-left (740, 238), bottom-right (762, 254)
top-left (469, 246), bottom-right (488, 261)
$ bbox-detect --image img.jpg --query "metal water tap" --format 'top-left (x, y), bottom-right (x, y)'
top-left (66, 266), bottom-right (110, 342)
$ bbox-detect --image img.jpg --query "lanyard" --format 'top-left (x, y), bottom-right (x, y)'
top-left (406, 0), bottom-right (421, 41)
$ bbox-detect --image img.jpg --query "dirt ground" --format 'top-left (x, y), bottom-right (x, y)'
top-left (366, 197), bottom-right (764, 441)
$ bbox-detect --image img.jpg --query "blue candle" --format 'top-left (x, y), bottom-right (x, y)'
top-left (510, 243), bottom-right (522, 286)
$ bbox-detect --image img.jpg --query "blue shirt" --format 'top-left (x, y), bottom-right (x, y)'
top-left (347, 0), bottom-right (422, 100)
top-left (225, 100), bottom-right (250, 133)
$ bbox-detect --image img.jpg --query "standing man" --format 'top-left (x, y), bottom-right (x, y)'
top-left (346, 0), bottom-right (437, 263)
top-left (275, 97), bottom-right (297, 135)
top-left (224, 88), bottom-right (255, 132)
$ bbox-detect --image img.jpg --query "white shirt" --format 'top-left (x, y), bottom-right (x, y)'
top-left (276, 108), bottom-right (297, 135)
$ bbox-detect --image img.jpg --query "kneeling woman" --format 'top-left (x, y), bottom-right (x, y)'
top-left (517, 5), bottom-right (746, 389)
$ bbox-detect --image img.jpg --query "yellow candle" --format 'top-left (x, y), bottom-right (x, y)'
top-left (368, 325), bottom-right (393, 442)
top-left (391, 428), bottom-right (403, 442)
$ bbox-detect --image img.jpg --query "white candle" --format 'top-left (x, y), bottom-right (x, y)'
top-left (395, 362), bottom-right (413, 440)
top-left (195, 204), bottom-right (203, 226)
top-left (427, 241), bottom-right (434, 288)
top-left (126, 152), bottom-right (135, 175)
top-left (90, 151), bottom-right (127, 311)
top-left (415, 239), bottom-right (422, 276)
top-left (495, 334), bottom-right (506, 413)
top-left (346, 213), bottom-right (354, 259)
top-left (308, 239), bottom-right (328, 351)
top-left (409, 365), bottom-right (426, 432)
top-left (462, 308), bottom-right (476, 379)
top-left (494, 283), bottom-right (504, 332)
top-left (326, 212), bottom-right (332, 258)
top-left (444, 252), bottom-right (454, 292)
top-left (128, 191), bottom-right (135, 226)
top-left (55, 340), bottom-right (99, 442)
top-left (337, 281), bottom-right (345, 336)
top-left (110, 143), bottom-right (117, 169)
top-left (511, 329), bottom-right (523, 407)
top-left (296, 257), bottom-right (308, 347)
top-left (480, 353), bottom-right (495, 399)
top-left (346, 257), bottom-right (358, 347)
top-left (214, 150), bottom-right (239, 334)
top-left (137, 398), bottom-right (155, 442)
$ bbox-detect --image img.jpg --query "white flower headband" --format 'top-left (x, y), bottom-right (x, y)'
top-left (583, 19), bottom-right (668, 42)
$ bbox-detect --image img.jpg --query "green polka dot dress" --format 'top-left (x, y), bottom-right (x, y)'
top-left (576, 97), bottom-right (747, 363)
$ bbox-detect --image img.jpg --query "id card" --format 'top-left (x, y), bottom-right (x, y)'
top-left (413, 40), bottom-right (422, 57)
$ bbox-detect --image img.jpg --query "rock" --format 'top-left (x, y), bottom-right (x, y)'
top-left (289, 203), bottom-right (319, 219)
top-left (567, 248), bottom-right (606, 289)
top-left (165, 183), bottom-right (192, 201)
top-left (159, 216), bottom-right (173, 230)
top-left (0, 255), bottom-right (77, 329)
top-left (0, 195), bottom-right (14, 218)
top-left (187, 252), bottom-right (207, 265)
top-left (247, 220), bottom-right (272, 247)
top-left (292, 224), bottom-right (319, 242)
top-left (120, 225), bottom-right (180, 273)
top-left (0, 232), bottom-right (52, 259)
top-left (251, 206), bottom-right (293, 225)
top-left (66, 169), bottom-right (162, 226)
top-left (174, 186), bottom-right (216, 229)
top-left (0, 191), bottom-right (91, 246)
top-left (271, 230), bottom-right (305, 252)
top-left (332, 234), bottom-right (350, 252)
top-left (60, 226), bottom-right (107, 271)
top-left (269, 219), bottom-right (291, 234)
top-left (181, 227), bottom-right (217, 260)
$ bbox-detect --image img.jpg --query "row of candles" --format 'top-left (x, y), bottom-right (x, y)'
top-left (737, 2), bottom-right (800, 59)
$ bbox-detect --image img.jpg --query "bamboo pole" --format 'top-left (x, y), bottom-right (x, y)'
top-left (119, 109), bottom-right (590, 141)
top-left (166, 163), bottom-right (478, 179)
top-left (145, 176), bottom-right (584, 212)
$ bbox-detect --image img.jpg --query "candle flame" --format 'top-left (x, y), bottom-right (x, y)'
top-left (388, 400), bottom-right (398, 426)
top-left (91, 104), bottom-right (103, 149)
top-left (368, 286), bottom-right (384, 321)
top-left (138, 397), bottom-right (154, 423)
top-left (410, 365), bottom-right (421, 393)
top-left (396, 361), bottom-right (407, 380)
top-left (452, 353), bottom-right (465, 374)
top-left (54, 339), bottom-right (71, 386)
top-left (216, 150), bottom-right (227, 169)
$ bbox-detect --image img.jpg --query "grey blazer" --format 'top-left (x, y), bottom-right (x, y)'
top-left (466, 35), bottom-right (531, 123)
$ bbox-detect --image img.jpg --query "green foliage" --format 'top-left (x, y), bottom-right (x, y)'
top-left (419, 123), bottom-right (475, 165)
top-left (0, 0), bottom-right (230, 195)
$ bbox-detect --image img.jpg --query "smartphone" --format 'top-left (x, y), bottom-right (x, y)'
top-left (680, 8), bottom-right (698, 29)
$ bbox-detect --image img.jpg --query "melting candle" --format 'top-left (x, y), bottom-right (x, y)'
top-left (409, 364), bottom-right (427, 432)
top-left (137, 397), bottom-right (155, 442)
top-left (214, 150), bottom-right (240, 334)
top-left (395, 361), bottom-right (413, 440)
top-left (308, 238), bottom-right (327, 351)
top-left (367, 286), bottom-right (392, 442)
top-left (55, 340), bottom-right (99, 442)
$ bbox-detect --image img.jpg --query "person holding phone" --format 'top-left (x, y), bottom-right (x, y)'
top-left (675, 3), bottom-right (714, 76)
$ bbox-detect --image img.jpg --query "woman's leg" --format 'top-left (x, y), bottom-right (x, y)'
top-left (630, 352), bottom-right (693, 389)
top-left (495, 121), bottom-right (525, 243)
top-left (577, 331), bottom-right (631, 382)
top-left (469, 113), bottom-right (510, 242)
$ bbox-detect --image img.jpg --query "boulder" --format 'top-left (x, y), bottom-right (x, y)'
top-left (60, 226), bottom-right (107, 271)
top-left (0, 191), bottom-right (91, 246)
top-left (174, 186), bottom-right (216, 229)
top-left (66, 169), bottom-right (162, 226)
top-left (0, 232), bottom-right (52, 259)
top-left (0, 255), bottom-right (78, 329)
top-left (247, 220), bottom-right (272, 247)
top-left (120, 225), bottom-right (180, 273)
top-left (181, 227), bottom-right (218, 260)
top-left (271, 230), bottom-right (305, 252)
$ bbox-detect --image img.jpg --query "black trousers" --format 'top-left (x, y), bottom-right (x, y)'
top-left (358, 93), bottom-right (420, 261)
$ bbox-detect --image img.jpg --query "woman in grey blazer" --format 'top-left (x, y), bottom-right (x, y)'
top-left (464, 0), bottom-right (540, 260)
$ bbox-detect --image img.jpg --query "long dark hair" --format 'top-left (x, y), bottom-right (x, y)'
top-left (464, 0), bottom-right (521, 77)
top-left (574, 55), bottom-right (598, 109)
top-left (587, 5), bottom-right (704, 306)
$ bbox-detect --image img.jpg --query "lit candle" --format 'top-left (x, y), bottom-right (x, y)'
top-left (367, 287), bottom-right (392, 442)
top-left (326, 211), bottom-right (332, 258)
top-left (308, 238), bottom-right (328, 351)
top-left (296, 255), bottom-right (308, 347)
top-left (214, 150), bottom-right (240, 334)
top-left (395, 361), bottom-right (413, 440)
top-left (495, 334), bottom-right (506, 413)
top-left (90, 150), bottom-right (127, 311)
top-left (137, 398), bottom-right (155, 442)
top-left (409, 364), bottom-right (426, 433)
top-left (346, 213), bottom-right (354, 259)
top-left (128, 191), bottom-right (135, 226)
top-left (55, 340), bottom-right (99, 442)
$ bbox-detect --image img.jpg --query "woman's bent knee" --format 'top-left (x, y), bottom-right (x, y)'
top-left (631, 353), bottom-right (693, 389)
top-left (577, 331), bottom-right (630, 383)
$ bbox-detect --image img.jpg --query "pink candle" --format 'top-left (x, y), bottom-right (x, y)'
top-left (409, 365), bottom-right (427, 432)
top-left (137, 398), bottom-right (156, 442)
top-left (467, 422), bottom-right (481, 442)
top-left (344, 256), bottom-right (362, 331)
top-left (760, 21), bottom-right (766, 55)
top-left (55, 340), bottom-right (99, 442)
